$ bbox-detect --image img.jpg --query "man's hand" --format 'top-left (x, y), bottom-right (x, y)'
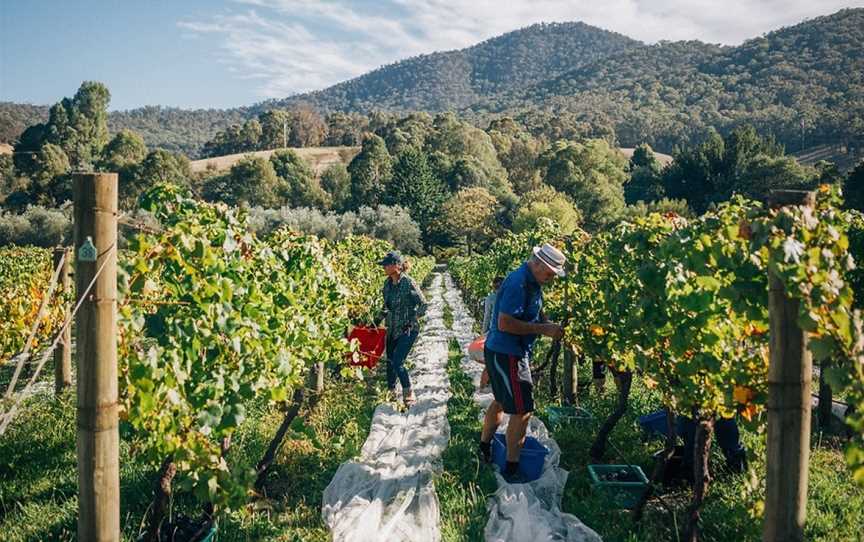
top-left (499, 313), bottom-right (564, 339)
top-left (542, 323), bottom-right (564, 340)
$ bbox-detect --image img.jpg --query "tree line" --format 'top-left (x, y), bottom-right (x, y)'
top-left (2, 81), bottom-right (863, 256)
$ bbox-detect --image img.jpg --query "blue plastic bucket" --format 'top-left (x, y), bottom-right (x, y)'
top-left (491, 433), bottom-right (549, 482)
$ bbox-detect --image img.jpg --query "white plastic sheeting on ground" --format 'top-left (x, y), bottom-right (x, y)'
top-left (443, 274), bottom-right (603, 542)
top-left (323, 273), bottom-right (451, 542)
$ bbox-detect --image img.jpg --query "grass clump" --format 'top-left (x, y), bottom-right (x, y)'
top-left (437, 339), bottom-right (497, 541)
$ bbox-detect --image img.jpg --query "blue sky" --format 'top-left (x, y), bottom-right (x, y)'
top-left (2, 0), bottom-right (863, 111)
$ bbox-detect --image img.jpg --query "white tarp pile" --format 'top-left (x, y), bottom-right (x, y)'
top-left (322, 273), bottom-right (451, 542)
top-left (443, 274), bottom-right (602, 542)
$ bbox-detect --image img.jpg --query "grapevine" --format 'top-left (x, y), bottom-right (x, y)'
top-left (450, 186), bottom-right (864, 483)
top-left (116, 183), bottom-right (433, 509)
top-left (0, 247), bottom-right (68, 367)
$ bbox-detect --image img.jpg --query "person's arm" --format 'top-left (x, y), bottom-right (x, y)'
top-left (409, 278), bottom-right (428, 318)
top-left (374, 282), bottom-right (388, 326)
top-left (498, 312), bottom-right (562, 339)
top-left (495, 278), bottom-right (561, 338)
top-left (482, 296), bottom-right (494, 332)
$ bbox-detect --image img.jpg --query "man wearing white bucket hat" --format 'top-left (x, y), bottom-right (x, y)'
top-left (478, 242), bottom-right (567, 483)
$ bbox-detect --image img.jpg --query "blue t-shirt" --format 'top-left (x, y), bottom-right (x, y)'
top-left (485, 262), bottom-right (543, 359)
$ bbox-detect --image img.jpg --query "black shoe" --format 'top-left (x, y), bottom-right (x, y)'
top-left (502, 468), bottom-right (527, 484)
top-left (478, 442), bottom-right (492, 464)
top-left (724, 448), bottom-right (748, 474)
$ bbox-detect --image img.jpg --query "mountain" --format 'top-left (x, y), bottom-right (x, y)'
top-left (282, 8), bottom-right (864, 154)
top-left (485, 8), bottom-right (864, 151)
top-left (2, 9), bottom-right (862, 157)
top-left (0, 102), bottom-right (49, 143)
top-left (266, 21), bottom-right (640, 113)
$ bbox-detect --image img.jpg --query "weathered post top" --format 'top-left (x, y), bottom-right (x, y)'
top-left (768, 189), bottom-right (816, 209)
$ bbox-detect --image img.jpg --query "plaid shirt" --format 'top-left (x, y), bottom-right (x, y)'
top-left (382, 274), bottom-right (427, 337)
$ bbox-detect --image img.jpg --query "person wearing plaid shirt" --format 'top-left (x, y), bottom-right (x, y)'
top-left (377, 251), bottom-right (427, 407)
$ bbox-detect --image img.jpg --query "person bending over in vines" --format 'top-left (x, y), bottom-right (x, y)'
top-left (376, 251), bottom-right (427, 408)
top-left (478, 243), bottom-right (566, 483)
top-left (476, 276), bottom-right (504, 391)
top-left (678, 413), bottom-right (747, 477)
top-left (482, 276), bottom-right (505, 333)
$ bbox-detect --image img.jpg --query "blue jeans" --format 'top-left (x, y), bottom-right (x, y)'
top-left (386, 329), bottom-right (418, 390)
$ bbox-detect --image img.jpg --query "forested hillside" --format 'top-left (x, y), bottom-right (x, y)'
top-left (1, 9), bottom-right (862, 158)
top-left (489, 9), bottom-right (864, 152)
top-left (9, 78), bottom-right (857, 257)
top-left (0, 103), bottom-right (49, 144)
top-left (270, 21), bottom-right (640, 113)
top-left (107, 106), bottom-right (250, 156)
top-left (0, 103), bottom-right (249, 157)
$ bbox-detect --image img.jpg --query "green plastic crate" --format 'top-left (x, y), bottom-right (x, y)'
top-left (544, 405), bottom-right (594, 429)
top-left (588, 464), bottom-right (649, 509)
top-left (200, 525), bottom-right (216, 542)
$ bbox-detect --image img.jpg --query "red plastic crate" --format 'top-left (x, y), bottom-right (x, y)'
top-left (347, 326), bottom-right (387, 369)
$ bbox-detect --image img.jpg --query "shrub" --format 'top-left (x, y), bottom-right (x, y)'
top-left (622, 198), bottom-right (694, 220)
top-left (0, 204), bottom-right (72, 247)
top-left (247, 204), bottom-right (422, 254)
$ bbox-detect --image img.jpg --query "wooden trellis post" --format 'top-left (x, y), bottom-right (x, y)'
top-left (763, 189), bottom-right (815, 542)
top-left (817, 359), bottom-right (833, 429)
top-left (53, 246), bottom-right (72, 394)
top-left (315, 361), bottom-right (325, 394)
top-left (562, 237), bottom-right (576, 405)
top-left (74, 172), bottom-right (120, 542)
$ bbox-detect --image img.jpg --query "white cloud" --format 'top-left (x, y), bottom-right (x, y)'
top-left (179, 0), bottom-right (864, 100)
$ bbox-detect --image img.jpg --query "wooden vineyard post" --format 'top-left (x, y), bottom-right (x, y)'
top-left (314, 361), bottom-right (325, 394)
top-left (763, 189), bottom-right (815, 542)
top-left (817, 359), bottom-right (833, 430)
top-left (74, 173), bottom-right (120, 542)
top-left (562, 237), bottom-right (576, 405)
top-left (54, 246), bottom-right (73, 395)
top-left (562, 346), bottom-right (576, 405)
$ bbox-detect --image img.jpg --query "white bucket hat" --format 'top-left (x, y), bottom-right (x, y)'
top-left (532, 243), bottom-right (567, 277)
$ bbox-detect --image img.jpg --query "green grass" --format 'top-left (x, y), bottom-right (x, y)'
top-left (535, 362), bottom-right (687, 541)
top-left (215, 375), bottom-right (382, 541)
top-left (0, 369), bottom-right (384, 541)
top-left (437, 339), bottom-right (497, 541)
top-left (0, 391), bottom-right (155, 541)
top-left (443, 301), bottom-right (454, 331)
